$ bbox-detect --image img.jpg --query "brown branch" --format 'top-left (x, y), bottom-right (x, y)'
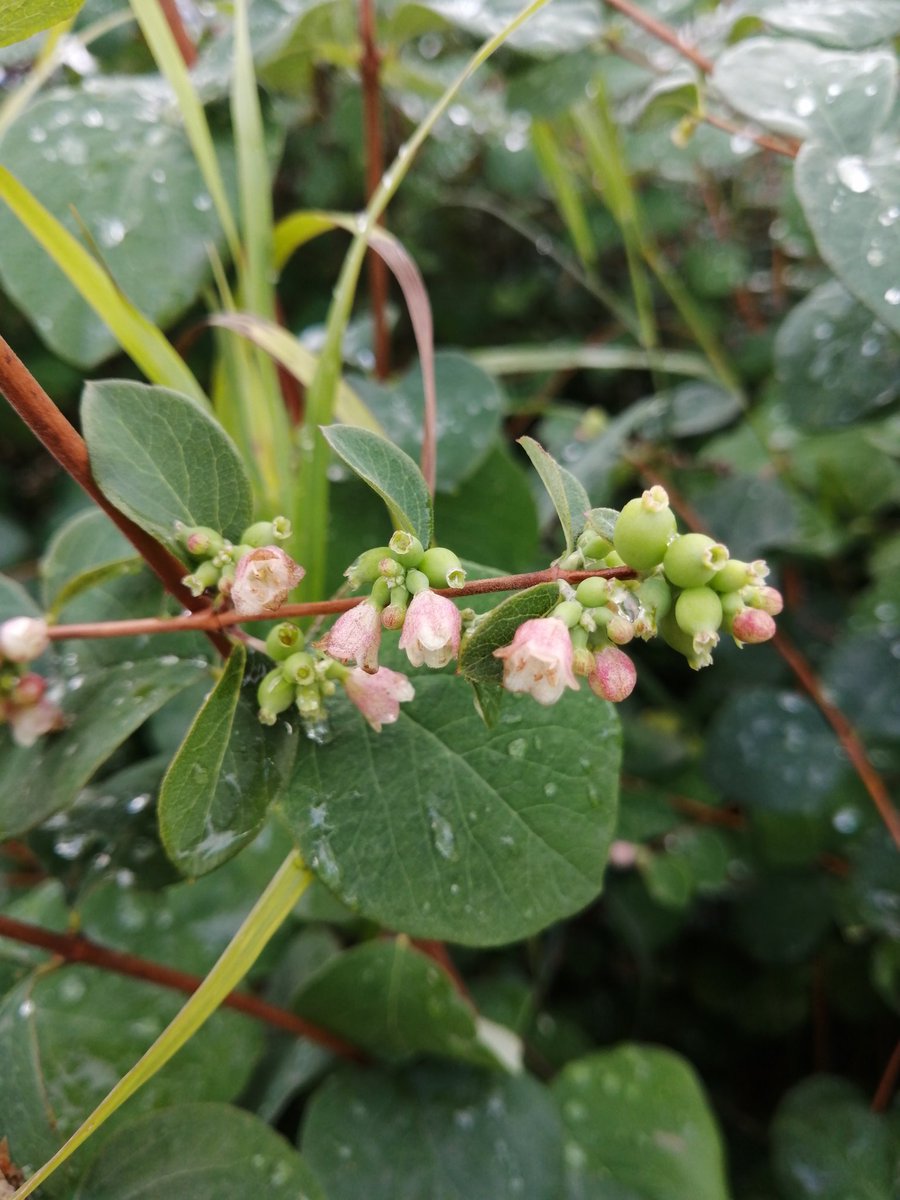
top-left (0, 913), bottom-right (361, 1060)
top-left (603, 0), bottom-right (713, 73)
top-left (872, 1038), bottom-right (900, 1113)
top-left (44, 566), bottom-right (639, 642)
top-left (636, 461), bottom-right (900, 852)
top-left (702, 111), bottom-right (798, 159)
top-left (359, 0), bottom-right (391, 379)
top-left (158, 0), bottom-right (197, 68)
top-left (0, 337), bottom-right (231, 658)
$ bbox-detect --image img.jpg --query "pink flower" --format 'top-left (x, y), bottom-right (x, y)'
top-left (398, 590), bottom-right (462, 669)
top-left (730, 608), bottom-right (776, 645)
top-left (316, 599), bottom-right (382, 673)
top-left (230, 546), bottom-right (304, 617)
top-left (588, 645), bottom-right (637, 703)
top-left (493, 617), bottom-right (579, 706)
top-left (345, 666), bottom-right (415, 732)
top-left (0, 617), bottom-right (49, 663)
top-left (8, 697), bottom-right (64, 747)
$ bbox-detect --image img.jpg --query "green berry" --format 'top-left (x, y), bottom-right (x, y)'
top-left (575, 577), bottom-right (610, 607)
top-left (552, 600), bottom-right (583, 628)
top-left (612, 487), bottom-right (678, 571)
top-left (388, 530), bottom-right (425, 568)
top-left (265, 621), bottom-right (303, 660)
top-left (257, 669), bottom-right (295, 723)
top-left (674, 587), bottom-right (723, 637)
top-left (710, 559), bottom-right (762, 592)
top-left (637, 575), bottom-right (672, 619)
top-left (420, 547), bottom-right (466, 589)
top-left (663, 533), bottom-right (729, 589)
top-left (281, 651), bottom-right (317, 686)
top-left (344, 546), bottom-right (393, 590)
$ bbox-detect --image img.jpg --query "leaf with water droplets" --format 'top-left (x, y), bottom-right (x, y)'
top-left (0, 657), bottom-right (209, 839)
top-left (292, 937), bottom-right (511, 1067)
top-left (553, 1045), bottom-right (730, 1200)
top-left (281, 669), bottom-right (620, 946)
top-left (772, 1076), bottom-right (898, 1200)
top-left (758, 0), bottom-right (900, 50)
top-left (159, 645), bottom-right (297, 877)
top-left (775, 280), bottom-right (900, 428)
top-left (301, 1063), bottom-right (563, 1200)
top-left (71, 1102), bottom-right (325, 1200)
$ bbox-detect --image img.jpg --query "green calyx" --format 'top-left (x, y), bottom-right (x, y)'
top-left (420, 546), bottom-right (466, 589)
top-left (663, 533), bottom-right (729, 589)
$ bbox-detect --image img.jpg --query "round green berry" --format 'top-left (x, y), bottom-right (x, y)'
top-left (674, 586), bottom-right (723, 636)
top-left (552, 600), bottom-right (583, 628)
top-left (612, 488), bottom-right (677, 571)
top-left (420, 546), bottom-right (465, 589)
top-left (663, 533), bottom-right (729, 589)
top-left (575, 577), bottom-right (610, 607)
top-left (711, 559), bottom-right (754, 593)
top-left (265, 621), bottom-right (303, 661)
top-left (637, 575), bottom-right (672, 619)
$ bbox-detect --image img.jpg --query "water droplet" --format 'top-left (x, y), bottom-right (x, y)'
top-left (18, 999), bottom-right (35, 1018)
top-left (832, 806), bottom-right (860, 834)
top-left (793, 95), bottom-right (816, 117)
top-left (878, 206), bottom-right (899, 227)
top-left (826, 81), bottom-right (842, 99)
top-left (543, 781), bottom-right (558, 798)
top-left (151, 167), bottom-right (166, 184)
top-left (867, 247), bottom-right (885, 267)
top-left (98, 217), bottom-right (126, 247)
top-left (565, 1142), bottom-right (586, 1168)
top-left (429, 808), bottom-right (457, 861)
top-left (337, 1144), bottom-right (352, 1160)
top-left (60, 974), bottom-right (86, 1002)
top-left (82, 108), bottom-right (104, 128)
top-left (454, 1107), bottom-right (475, 1129)
top-left (448, 104), bottom-right (470, 126)
top-left (836, 156), bottom-right (872, 194)
top-left (507, 737), bottom-right (527, 759)
top-left (57, 135), bottom-right (88, 166)
top-left (28, 126), bottom-right (47, 143)
top-left (311, 837), bottom-right (341, 885)
top-left (126, 792), bottom-right (152, 814)
top-left (885, 286), bottom-right (900, 306)
top-left (54, 835), bottom-right (87, 860)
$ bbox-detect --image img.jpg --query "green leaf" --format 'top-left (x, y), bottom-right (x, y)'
top-left (41, 509), bottom-right (139, 615)
top-left (518, 436), bottom-right (590, 555)
top-left (458, 583), bottom-right (561, 686)
top-left (159, 646), bottom-right (297, 876)
top-left (711, 39), bottom-right (896, 149)
top-left (301, 1063), bottom-right (564, 1200)
top-left (293, 936), bottom-right (508, 1067)
top-left (553, 1046), bottom-right (730, 1200)
top-left (72, 1102), bottom-right (325, 1200)
top-left (0, 657), bottom-right (209, 838)
top-left (81, 380), bottom-right (253, 547)
top-left (775, 280), bottom-right (900, 428)
top-left (823, 627), bottom-right (900, 740)
top-left (0, 972), bottom-right (264, 1196)
top-left (795, 139), bottom-right (900, 334)
top-left (772, 1076), bottom-right (898, 1200)
top-left (353, 352), bottom-right (506, 493)
top-left (759, 0), bottom-right (900, 50)
top-left (280, 672), bottom-right (620, 946)
top-left (0, 571), bottom-right (43, 621)
top-left (320, 424), bottom-right (433, 546)
top-left (704, 689), bottom-right (847, 818)
top-left (411, 0), bottom-right (603, 56)
top-left (0, 0), bottom-right (84, 48)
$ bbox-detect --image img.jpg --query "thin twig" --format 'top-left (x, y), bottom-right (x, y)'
top-left (0, 913), bottom-right (360, 1060)
top-left (603, 0), bottom-right (713, 73)
top-left (359, 0), bottom-right (391, 379)
top-left (0, 337), bottom-right (231, 657)
top-left (44, 566), bottom-right (638, 642)
top-left (158, 0), bottom-right (197, 67)
top-left (872, 1039), bottom-right (900, 1113)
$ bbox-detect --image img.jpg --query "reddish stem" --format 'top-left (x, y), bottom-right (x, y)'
top-left (872, 1038), bottom-right (900, 1113)
top-left (158, 0), bottom-right (197, 67)
top-left (603, 0), bottom-right (713, 73)
top-left (359, 0), bottom-right (391, 379)
top-left (0, 913), bottom-right (361, 1060)
top-left (0, 337), bottom-right (231, 657)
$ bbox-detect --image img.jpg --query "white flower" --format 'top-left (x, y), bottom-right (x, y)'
top-left (0, 617), bottom-right (50, 663)
top-left (316, 599), bottom-right (383, 673)
top-left (344, 666), bottom-right (415, 732)
top-left (230, 547), bottom-right (304, 616)
top-left (398, 591), bottom-right (462, 669)
top-left (493, 617), bottom-right (579, 706)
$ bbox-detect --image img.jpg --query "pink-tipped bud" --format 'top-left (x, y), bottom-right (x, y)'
top-left (398, 590), bottom-right (462, 669)
top-left (8, 697), bottom-right (64, 746)
top-left (316, 599), bottom-right (383, 673)
top-left (731, 608), bottom-right (776, 645)
top-left (230, 547), bottom-right (305, 617)
top-left (606, 614), bottom-right (635, 646)
top-left (10, 672), bottom-right (47, 707)
top-left (0, 617), bottom-right (50, 663)
top-left (588, 645), bottom-right (637, 703)
top-left (494, 618), bottom-right (579, 707)
top-left (572, 645), bottom-right (596, 677)
top-left (608, 839), bottom-right (639, 868)
top-left (344, 666), bottom-right (415, 732)
top-left (752, 586), bottom-right (784, 616)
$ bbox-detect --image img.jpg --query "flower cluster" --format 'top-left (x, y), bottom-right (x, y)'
top-left (0, 617), bottom-right (63, 747)
top-left (177, 516), bottom-right (303, 616)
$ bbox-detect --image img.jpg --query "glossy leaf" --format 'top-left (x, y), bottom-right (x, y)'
top-left (294, 937), bottom-right (507, 1066)
top-left (759, 0), bottom-right (900, 50)
top-left (301, 1063), bottom-right (564, 1200)
top-left (159, 645), bottom-right (297, 877)
top-left (40, 509), bottom-right (139, 615)
top-left (458, 583), bottom-right (560, 686)
top-left (411, 0), bottom-right (603, 56)
top-left (281, 672), bottom-right (619, 946)
top-left (72, 1103), bottom-right (324, 1200)
top-left (553, 1045), bottom-right (730, 1200)
top-left (81, 380), bottom-right (253, 547)
top-left (320, 424), bottom-right (433, 546)
top-left (0, 656), bottom-right (209, 837)
top-left (518, 436), bottom-right (590, 555)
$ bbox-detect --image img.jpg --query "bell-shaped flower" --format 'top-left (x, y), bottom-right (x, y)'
top-left (398, 590), bottom-right (462, 669)
top-left (588, 645), bottom-right (637, 703)
top-left (316, 598), bottom-right (382, 673)
top-left (493, 617), bottom-right (579, 706)
top-left (8, 696), bottom-right (64, 747)
top-left (230, 546), bottom-right (304, 617)
top-left (0, 617), bottom-right (50, 663)
top-left (344, 666), bottom-right (415, 732)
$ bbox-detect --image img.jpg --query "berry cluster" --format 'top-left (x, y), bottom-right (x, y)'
top-left (177, 517), bottom-right (303, 616)
top-left (0, 618), bottom-right (63, 747)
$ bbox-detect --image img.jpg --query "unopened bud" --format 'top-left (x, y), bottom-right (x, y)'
top-left (265, 622), bottom-right (303, 661)
top-left (241, 517), bottom-right (292, 547)
top-left (0, 617), bottom-right (50, 663)
top-left (344, 546), bottom-right (393, 591)
top-left (180, 525), bottom-right (226, 558)
top-left (388, 530), bottom-right (425, 568)
top-left (420, 547), bottom-right (466, 589)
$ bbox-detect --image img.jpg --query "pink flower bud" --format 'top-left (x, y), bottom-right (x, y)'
top-left (344, 666), bottom-right (415, 732)
top-left (229, 547), bottom-right (305, 617)
top-left (10, 672), bottom-right (47, 707)
top-left (730, 607), bottom-right (776, 645)
top-left (8, 697), bottom-right (64, 747)
top-left (0, 617), bottom-right (50, 663)
top-left (493, 617), bottom-right (579, 706)
top-left (588, 645), bottom-right (637, 703)
top-left (398, 590), bottom-right (462, 669)
top-left (607, 839), bottom-right (639, 868)
top-left (754, 586), bottom-right (784, 616)
top-left (316, 599), bottom-right (383, 673)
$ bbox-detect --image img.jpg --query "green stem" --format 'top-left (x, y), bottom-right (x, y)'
top-left (295, 0), bottom-right (554, 599)
top-left (13, 851), bottom-right (312, 1199)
